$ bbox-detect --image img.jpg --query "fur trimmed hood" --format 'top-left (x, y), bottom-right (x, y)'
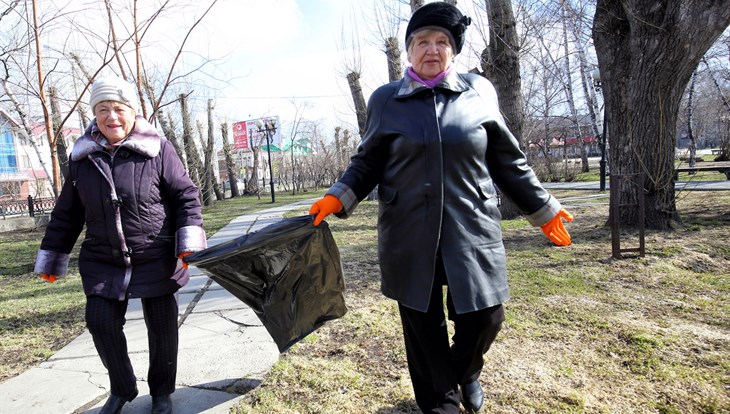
top-left (71, 115), bottom-right (161, 161)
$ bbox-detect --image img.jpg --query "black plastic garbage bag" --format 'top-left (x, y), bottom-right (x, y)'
top-left (185, 214), bottom-right (347, 352)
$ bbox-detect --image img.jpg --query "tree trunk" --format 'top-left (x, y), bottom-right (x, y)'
top-left (247, 133), bottom-right (260, 196)
top-left (206, 99), bottom-right (221, 203)
top-left (593, 0), bottom-right (730, 229)
top-left (179, 94), bottom-right (202, 192)
top-left (483, 0), bottom-right (525, 219)
top-left (220, 122), bottom-right (239, 198)
top-left (158, 110), bottom-right (185, 162)
top-left (196, 120), bottom-right (212, 206)
top-left (385, 37), bottom-right (402, 82)
top-left (347, 71), bottom-right (367, 137)
top-left (32, 0), bottom-right (60, 197)
top-left (49, 87), bottom-right (69, 180)
top-left (483, 0), bottom-right (524, 149)
top-left (687, 70), bottom-right (697, 168)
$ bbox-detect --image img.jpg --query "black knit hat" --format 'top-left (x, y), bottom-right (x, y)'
top-left (405, 2), bottom-right (471, 55)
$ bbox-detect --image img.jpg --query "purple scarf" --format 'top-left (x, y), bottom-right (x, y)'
top-left (407, 66), bottom-right (452, 88)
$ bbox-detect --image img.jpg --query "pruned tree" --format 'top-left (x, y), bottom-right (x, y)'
top-left (158, 110), bottom-right (185, 162)
top-left (178, 93), bottom-right (202, 194)
top-left (219, 121), bottom-right (239, 198)
top-left (337, 11), bottom-right (368, 138)
top-left (48, 86), bottom-right (69, 179)
top-left (593, 0), bottom-right (730, 229)
top-left (372, 0), bottom-right (404, 82)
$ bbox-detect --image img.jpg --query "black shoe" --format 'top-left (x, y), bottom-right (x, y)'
top-left (151, 394), bottom-right (173, 414)
top-left (460, 380), bottom-right (484, 413)
top-left (99, 389), bottom-right (138, 414)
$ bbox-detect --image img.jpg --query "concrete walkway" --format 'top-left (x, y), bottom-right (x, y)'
top-left (0, 199), bottom-right (316, 414)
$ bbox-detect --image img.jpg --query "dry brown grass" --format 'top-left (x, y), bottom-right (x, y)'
top-left (233, 190), bottom-right (729, 414)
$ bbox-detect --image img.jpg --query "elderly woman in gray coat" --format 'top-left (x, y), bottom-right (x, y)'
top-left (34, 76), bottom-right (207, 414)
top-left (309, 3), bottom-right (573, 413)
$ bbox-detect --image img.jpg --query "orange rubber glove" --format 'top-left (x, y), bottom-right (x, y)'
top-left (178, 251), bottom-right (193, 269)
top-left (40, 273), bottom-right (57, 283)
top-left (309, 195), bottom-right (343, 226)
top-left (540, 208), bottom-right (574, 246)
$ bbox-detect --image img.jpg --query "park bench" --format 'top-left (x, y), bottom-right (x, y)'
top-left (673, 161), bottom-right (730, 181)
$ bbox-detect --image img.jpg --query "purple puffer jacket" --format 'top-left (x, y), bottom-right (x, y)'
top-left (34, 116), bottom-right (207, 300)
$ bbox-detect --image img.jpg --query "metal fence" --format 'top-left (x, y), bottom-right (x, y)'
top-left (0, 196), bottom-right (56, 219)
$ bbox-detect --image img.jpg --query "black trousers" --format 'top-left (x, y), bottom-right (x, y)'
top-left (86, 293), bottom-right (179, 398)
top-left (398, 258), bottom-right (505, 414)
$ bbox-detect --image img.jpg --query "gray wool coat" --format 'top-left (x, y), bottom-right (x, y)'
top-left (34, 116), bottom-right (207, 301)
top-left (327, 71), bottom-right (562, 314)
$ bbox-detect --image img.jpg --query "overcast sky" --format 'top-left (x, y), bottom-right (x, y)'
top-left (183, 0), bottom-right (392, 136)
top-left (180, 0), bottom-right (485, 138)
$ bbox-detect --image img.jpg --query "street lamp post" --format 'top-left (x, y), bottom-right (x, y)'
top-left (256, 118), bottom-right (277, 203)
top-left (592, 69), bottom-right (608, 192)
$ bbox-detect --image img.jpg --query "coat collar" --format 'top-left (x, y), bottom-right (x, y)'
top-left (395, 69), bottom-right (470, 99)
top-left (71, 116), bottom-right (162, 161)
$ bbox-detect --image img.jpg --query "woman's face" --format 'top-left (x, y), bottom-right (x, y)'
top-left (93, 101), bottom-right (136, 144)
top-left (407, 29), bottom-right (454, 80)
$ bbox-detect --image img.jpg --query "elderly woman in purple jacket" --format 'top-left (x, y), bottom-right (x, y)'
top-left (34, 76), bottom-right (207, 414)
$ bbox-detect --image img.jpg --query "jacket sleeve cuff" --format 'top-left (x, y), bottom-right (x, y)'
top-left (176, 225), bottom-right (208, 255)
top-left (524, 196), bottom-right (563, 227)
top-left (34, 249), bottom-right (70, 276)
top-left (326, 182), bottom-right (359, 218)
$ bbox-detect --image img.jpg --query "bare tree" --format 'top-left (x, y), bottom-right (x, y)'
top-left (158, 110), bottom-right (185, 161)
top-left (48, 86), bottom-right (69, 179)
top-left (371, 0), bottom-right (404, 82)
top-left (178, 93), bottom-right (202, 192)
top-left (481, 0), bottom-right (525, 145)
top-left (338, 12), bottom-right (368, 138)
top-left (197, 106), bottom-right (213, 206)
top-left (685, 70), bottom-right (698, 168)
top-left (559, 0), bottom-right (588, 172)
top-left (346, 72), bottom-right (367, 137)
top-left (479, 0), bottom-right (527, 218)
top-left (593, 0), bottom-right (730, 229)
top-left (219, 121), bottom-right (239, 198)
top-left (206, 99), bottom-right (224, 201)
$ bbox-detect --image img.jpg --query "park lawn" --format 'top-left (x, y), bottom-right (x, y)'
top-left (1, 188), bottom-right (728, 413)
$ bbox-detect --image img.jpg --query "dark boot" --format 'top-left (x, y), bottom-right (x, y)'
top-left (460, 380), bottom-right (484, 413)
top-left (99, 389), bottom-right (138, 414)
top-left (151, 394), bottom-right (173, 414)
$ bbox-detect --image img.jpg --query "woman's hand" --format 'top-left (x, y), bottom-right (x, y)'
top-left (540, 208), bottom-right (574, 246)
top-left (309, 195), bottom-right (343, 226)
top-left (178, 252), bottom-right (193, 269)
